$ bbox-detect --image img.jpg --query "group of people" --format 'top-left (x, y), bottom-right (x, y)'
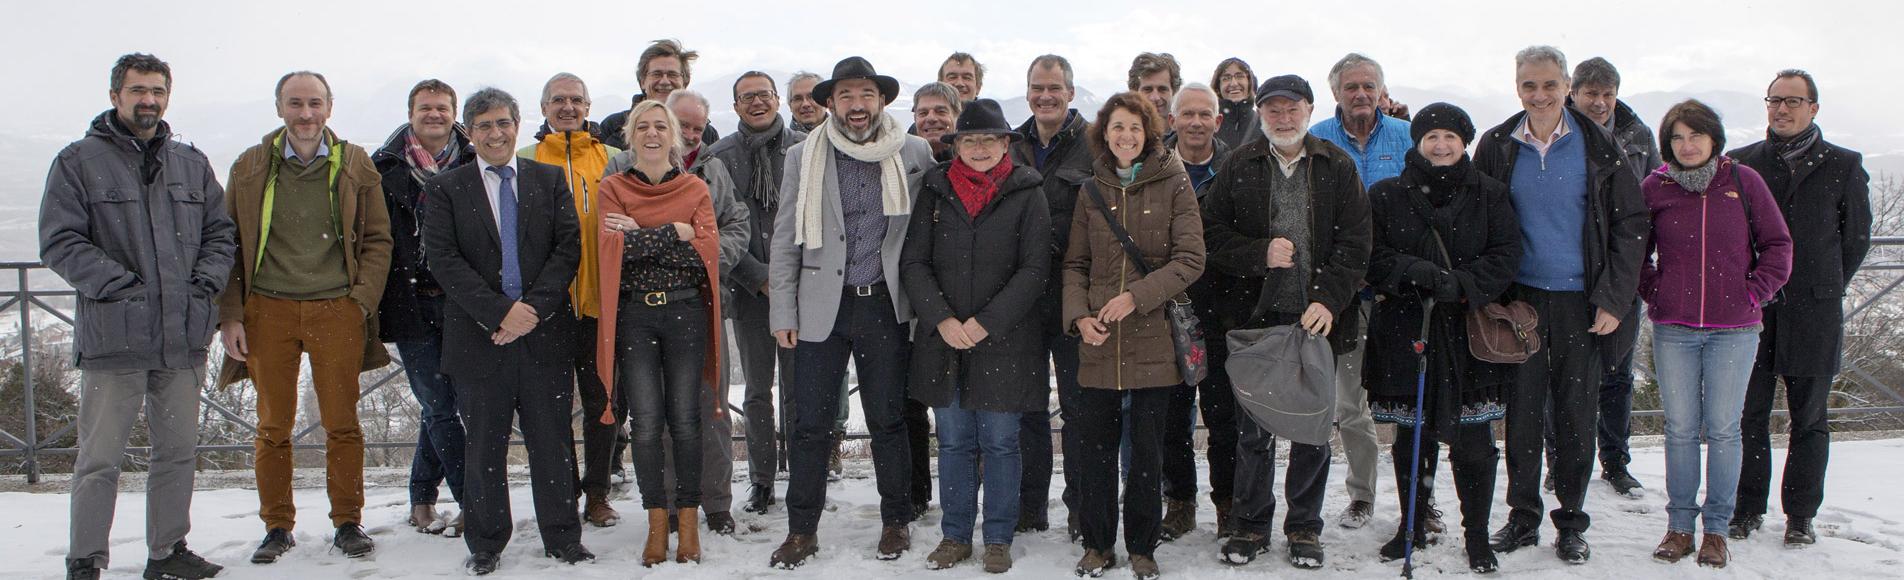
top-left (41, 39), bottom-right (1870, 580)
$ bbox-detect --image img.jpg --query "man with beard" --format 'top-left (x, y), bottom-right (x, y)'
top-left (913, 82), bottom-right (963, 161)
top-left (373, 78), bottom-right (479, 536)
top-left (513, 72), bottom-right (625, 529)
top-left (219, 70), bottom-right (393, 564)
top-left (47, 52), bottom-right (234, 580)
top-left (601, 39), bottom-right (719, 150)
top-left (706, 71), bottom-right (808, 516)
top-left (767, 56), bottom-right (935, 568)
top-left (939, 52), bottom-right (984, 101)
top-left (1008, 54), bottom-right (1095, 539)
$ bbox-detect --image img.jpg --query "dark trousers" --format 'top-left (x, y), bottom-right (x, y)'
top-left (786, 290), bottom-right (913, 534)
top-left (907, 399), bottom-right (934, 504)
top-left (460, 351), bottom-right (581, 555)
top-left (395, 294), bottom-right (466, 506)
top-left (1197, 335), bottom-right (1238, 503)
top-left (618, 296), bottom-right (708, 510)
top-left (1543, 348), bottom-right (1637, 473)
top-left (1162, 384), bottom-right (1199, 502)
top-left (1076, 386), bottom-right (1168, 555)
top-left (1020, 329), bottom-right (1081, 523)
top-left (732, 294), bottom-right (794, 485)
top-left (573, 316), bottom-right (623, 497)
top-left (1737, 311), bottom-right (1832, 519)
top-left (1232, 410), bottom-right (1332, 536)
top-left (1393, 422), bottom-right (1498, 538)
top-left (1504, 285), bottom-right (1601, 533)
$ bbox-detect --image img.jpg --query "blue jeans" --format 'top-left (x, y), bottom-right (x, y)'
top-left (396, 294), bottom-right (465, 505)
top-left (935, 392), bottom-right (1022, 546)
top-left (1652, 322), bottom-right (1760, 534)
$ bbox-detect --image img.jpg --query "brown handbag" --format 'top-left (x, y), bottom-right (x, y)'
top-left (1430, 229), bottom-right (1541, 364)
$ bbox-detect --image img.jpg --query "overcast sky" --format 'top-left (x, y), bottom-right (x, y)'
top-left (0, 0), bottom-right (1895, 216)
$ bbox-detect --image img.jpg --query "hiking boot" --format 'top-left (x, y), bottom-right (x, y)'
top-left (1785, 518), bottom-right (1817, 547)
top-left (142, 541), bottom-right (223, 580)
top-left (1422, 501), bottom-right (1446, 536)
top-left (1336, 500), bottom-right (1373, 529)
top-left (981, 543), bottom-right (1013, 573)
top-left (250, 528), bottom-right (295, 564)
top-left (333, 523), bottom-right (374, 558)
top-left (1213, 496), bottom-right (1234, 539)
top-left (1286, 530), bottom-right (1324, 569)
top-left (1728, 513), bottom-right (1763, 540)
top-left (1697, 533), bottom-right (1730, 568)
top-left (584, 491), bottom-right (619, 527)
top-left (1603, 468), bottom-right (1645, 498)
top-left (704, 510), bottom-right (736, 536)
top-left (924, 539), bottom-right (972, 569)
top-left (1489, 520), bottom-right (1539, 553)
top-left (770, 533), bottom-right (818, 569)
top-left (408, 503), bottom-right (443, 534)
top-left (877, 525), bottom-right (911, 560)
top-left (743, 483), bottom-right (776, 514)
top-left (1160, 497), bottom-right (1196, 541)
top-left (543, 543), bottom-right (595, 565)
top-left (1129, 553), bottom-right (1160, 580)
top-left (1073, 548), bottom-right (1116, 577)
top-left (1219, 532), bottom-right (1268, 565)
top-left (1652, 530), bottom-right (1695, 563)
top-left (1555, 529), bottom-right (1591, 564)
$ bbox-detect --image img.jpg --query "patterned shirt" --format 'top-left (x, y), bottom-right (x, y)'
top-left (835, 150), bottom-right (887, 287)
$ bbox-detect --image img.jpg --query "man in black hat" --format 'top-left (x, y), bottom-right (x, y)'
top-left (1202, 74), bottom-right (1372, 570)
top-left (766, 56), bottom-right (937, 569)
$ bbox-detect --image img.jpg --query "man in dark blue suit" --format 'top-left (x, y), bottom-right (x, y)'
top-left (420, 87), bottom-right (588, 575)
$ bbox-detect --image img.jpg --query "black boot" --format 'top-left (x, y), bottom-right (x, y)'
top-left (1466, 534), bottom-right (1499, 574)
top-left (744, 483), bottom-right (776, 514)
top-left (1555, 529), bottom-right (1591, 564)
top-left (1729, 513), bottom-right (1763, 540)
top-left (250, 528), bottom-right (296, 564)
top-left (333, 523), bottom-right (375, 558)
top-left (1488, 520), bottom-right (1539, 553)
top-left (143, 541), bottom-right (224, 580)
top-left (1785, 518), bottom-right (1817, 546)
top-left (1379, 521), bottom-right (1433, 562)
top-left (65, 560), bottom-right (100, 580)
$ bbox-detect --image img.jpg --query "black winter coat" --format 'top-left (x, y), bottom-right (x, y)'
top-left (1010, 111), bottom-right (1094, 334)
top-left (901, 163), bottom-right (1053, 412)
top-left (1729, 134), bottom-right (1872, 376)
top-left (1363, 157), bottom-right (1522, 400)
top-left (1200, 134), bottom-right (1372, 354)
top-left (371, 124), bottom-right (476, 342)
top-left (1474, 108), bottom-right (1649, 367)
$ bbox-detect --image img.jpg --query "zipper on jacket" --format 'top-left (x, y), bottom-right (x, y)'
top-left (1699, 190), bottom-right (1708, 326)
top-left (1115, 183), bottom-right (1129, 390)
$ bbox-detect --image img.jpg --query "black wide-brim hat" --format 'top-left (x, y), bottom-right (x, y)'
top-left (813, 56), bottom-right (900, 108)
top-left (940, 99), bottom-right (1023, 144)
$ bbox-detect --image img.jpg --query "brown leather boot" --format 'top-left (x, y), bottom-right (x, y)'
top-left (770, 533), bottom-right (819, 569)
top-left (676, 507), bottom-right (702, 563)
top-left (1652, 530), bottom-right (1695, 563)
top-left (1214, 496), bottom-right (1234, 539)
top-left (876, 525), bottom-right (911, 560)
top-left (641, 508), bottom-right (670, 567)
top-left (584, 491), bottom-right (620, 527)
top-left (1696, 533), bottom-right (1729, 568)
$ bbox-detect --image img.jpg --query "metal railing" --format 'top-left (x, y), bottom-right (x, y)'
top-left (9, 238), bottom-right (1904, 483)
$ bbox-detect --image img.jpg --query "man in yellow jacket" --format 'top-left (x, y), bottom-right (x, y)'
top-left (517, 72), bottom-right (623, 528)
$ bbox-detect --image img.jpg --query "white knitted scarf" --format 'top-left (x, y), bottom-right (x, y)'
top-left (794, 111), bottom-right (911, 249)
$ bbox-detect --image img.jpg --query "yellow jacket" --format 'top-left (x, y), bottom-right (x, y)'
top-left (519, 128), bottom-right (619, 318)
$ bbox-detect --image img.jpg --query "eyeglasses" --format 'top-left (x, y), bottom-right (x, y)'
top-left (956, 135), bottom-right (1006, 148)
top-left (1764, 96), bottom-right (1814, 109)
top-left (546, 96), bottom-right (588, 107)
top-left (736, 90), bottom-right (777, 105)
top-left (470, 119), bottom-right (517, 134)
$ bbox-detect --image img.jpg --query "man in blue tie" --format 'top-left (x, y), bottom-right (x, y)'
top-left (420, 87), bottom-right (588, 575)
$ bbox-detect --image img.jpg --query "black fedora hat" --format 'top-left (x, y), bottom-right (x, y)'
top-left (812, 56), bottom-right (900, 108)
top-left (940, 99), bottom-right (1021, 144)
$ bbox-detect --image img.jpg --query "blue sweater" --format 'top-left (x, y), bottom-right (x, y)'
top-left (1509, 115), bottom-right (1589, 291)
top-left (1310, 112), bottom-right (1411, 188)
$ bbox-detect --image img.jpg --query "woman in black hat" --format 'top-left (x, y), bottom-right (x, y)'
top-left (899, 98), bottom-right (1053, 574)
top-left (1362, 102), bottom-right (1523, 574)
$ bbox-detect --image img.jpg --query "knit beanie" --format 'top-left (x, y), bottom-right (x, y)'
top-left (1411, 102), bottom-right (1476, 145)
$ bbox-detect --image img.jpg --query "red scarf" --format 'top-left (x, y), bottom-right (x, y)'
top-left (948, 155), bottom-right (1014, 217)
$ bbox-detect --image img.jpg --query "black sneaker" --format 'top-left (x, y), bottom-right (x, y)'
top-left (1729, 513), bottom-right (1763, 540)
top-left (1602, 469), bottom-right (1644, 498)
top-left (1219, 532), bottom-right (1269, 565)
top-left (66, 560), bottom-right (100, 580)
top-left (333, 523), bottom-right (374, 558)
top-left (143, 542), bottom-right (224, 580)
top-left (543, 543), bottom-right (595, 564)
top-left (1489, 520), bottom-right (1539, 553)
top-left (1286, 531), bottom-right (1324, 569)
top-left (250, 528), bottom-right (295, 564)
top-left (1555, 529), bottom-right (1591, 564)
top-left (467, 551), bottom-right (501, 575)
top-left (1785, 518), bottom-right (1817, 547)
top-left (743, 483), bottom-right (776, 514)
top-left (705, 511), bottom-right (737, 535)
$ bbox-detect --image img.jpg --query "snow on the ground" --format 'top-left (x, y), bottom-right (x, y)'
top-left (5, 439), bottom-right (1903, 579)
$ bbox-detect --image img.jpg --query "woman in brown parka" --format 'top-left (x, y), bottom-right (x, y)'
top-left (1061, 92), bottom-right (1205, 580)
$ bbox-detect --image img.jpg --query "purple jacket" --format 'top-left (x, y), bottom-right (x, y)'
top-left (1639, 156), bottom-right (1793, 328)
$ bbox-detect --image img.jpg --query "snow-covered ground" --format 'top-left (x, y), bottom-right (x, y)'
top-left (6, 438), bottom-right (1902, 579)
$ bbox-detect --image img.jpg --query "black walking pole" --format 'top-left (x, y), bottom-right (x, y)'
top-left (1402, 297), bottom-right (1434, 578)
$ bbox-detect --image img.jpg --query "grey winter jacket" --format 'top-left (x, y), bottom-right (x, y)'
top-left (39, 111), bottom-right (237, 370)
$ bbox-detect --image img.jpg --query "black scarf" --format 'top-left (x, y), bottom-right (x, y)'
top-left (1769, 123), bottom-right (1821, 168)
top-left (738, 115), bottom-right (789, 210)
top-left (1404, 149), bottom-right (1469, 209)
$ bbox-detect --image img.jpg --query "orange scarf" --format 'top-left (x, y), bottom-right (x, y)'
top-left (594, 169), bottom-right (723, 424)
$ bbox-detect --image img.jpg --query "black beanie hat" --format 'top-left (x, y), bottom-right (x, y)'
top-left (1410, 102), bottom-right (1476, 145)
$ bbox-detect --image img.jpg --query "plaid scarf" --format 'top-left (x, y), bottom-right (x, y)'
top-left (404, 129), bottom-right (450, 185)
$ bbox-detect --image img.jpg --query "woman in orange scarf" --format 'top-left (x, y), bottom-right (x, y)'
top-left (595, 100), bottom-right (722, 566)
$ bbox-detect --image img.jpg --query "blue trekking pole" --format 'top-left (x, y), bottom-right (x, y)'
top-left (1403, 297), bottom-right (1434, 579)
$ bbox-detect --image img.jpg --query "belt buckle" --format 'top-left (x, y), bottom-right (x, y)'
top-left (854, 285), bottom-right (874, 297)
top-left (644, 291), bottom-right (667, 306)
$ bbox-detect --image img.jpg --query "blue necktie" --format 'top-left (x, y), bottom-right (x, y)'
top-left (489, 165), bottom-right (523, 300)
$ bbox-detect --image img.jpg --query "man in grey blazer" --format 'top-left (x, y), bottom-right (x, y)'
top-left (766, 57), bottom-right (935, 569)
